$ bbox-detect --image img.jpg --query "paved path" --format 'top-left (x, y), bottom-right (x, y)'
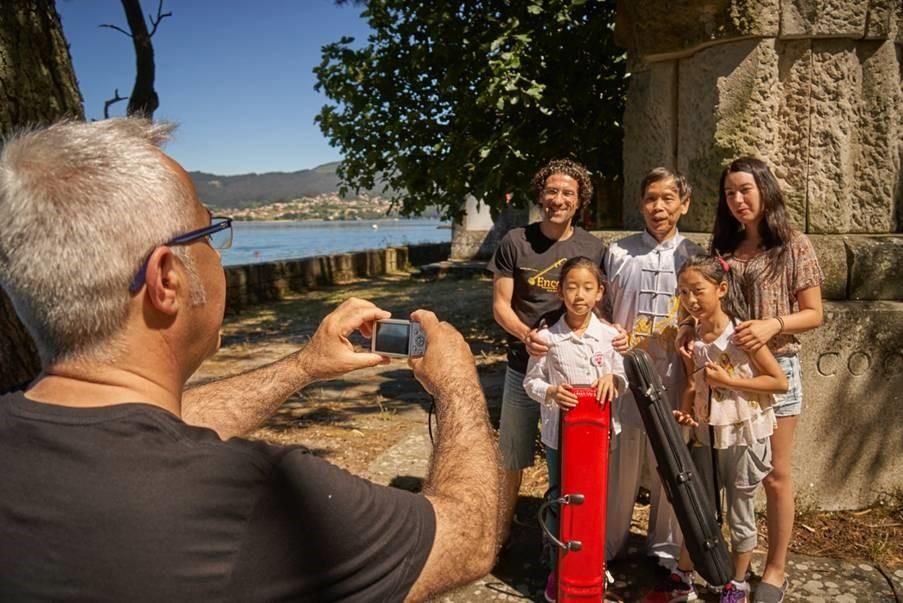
top-left (365, 390), bottom-right (902, 602)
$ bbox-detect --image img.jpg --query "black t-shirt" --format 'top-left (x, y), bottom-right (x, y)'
top-left (0, 392), bottom-right (435, 602)
top-left (488, 223), bottom-right (605, 372)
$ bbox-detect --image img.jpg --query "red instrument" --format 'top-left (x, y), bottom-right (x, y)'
top-left (557, 385), bottom-right (611, 601)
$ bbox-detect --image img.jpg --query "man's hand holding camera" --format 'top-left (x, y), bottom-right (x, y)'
top-left (406, 309), bottom-right (479, 398)
top-left (297, 297), bottom-right (392, 382)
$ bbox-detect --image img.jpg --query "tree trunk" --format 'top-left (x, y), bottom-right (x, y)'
top-left (0, 0), bottom-right (84, 392)
top-left (121, 0), bottom-right (158, 118)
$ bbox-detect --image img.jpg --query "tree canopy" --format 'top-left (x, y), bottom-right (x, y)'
top-left (314, 0), bottom-right (626, 222)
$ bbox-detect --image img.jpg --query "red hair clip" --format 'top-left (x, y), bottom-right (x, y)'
top-left (715, 256), bottom-right (730, 273)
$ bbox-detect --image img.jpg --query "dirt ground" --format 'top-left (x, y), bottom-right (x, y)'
top-left (192, 271), bottom-right (902, 574)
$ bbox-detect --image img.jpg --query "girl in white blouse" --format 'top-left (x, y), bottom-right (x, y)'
top-left (523, 256), bottom-right (626, 601)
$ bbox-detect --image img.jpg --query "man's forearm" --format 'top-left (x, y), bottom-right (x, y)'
top-left (181, 351), bottom-right (313, 439)
top-left (409, 376), bottom-right (500, 601)
top-left (493, 303), bottom-right (530, 341)
top-left (425, 377), bottom-right (499, 517)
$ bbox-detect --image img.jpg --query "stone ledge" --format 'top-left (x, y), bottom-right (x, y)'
top-left (414, 260), bottom-right (491, 281)
top-left (592, 231), bottom-right (901, 301)
top-left (444, 229), bottom-right (901, 301)
top-left (223, 242), bottom-right (450, 314)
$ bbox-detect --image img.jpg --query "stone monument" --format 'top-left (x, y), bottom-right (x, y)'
top-left (617, 0), bottom-right (902, 510)
top-left (452, 1), bottom-right (902, 510)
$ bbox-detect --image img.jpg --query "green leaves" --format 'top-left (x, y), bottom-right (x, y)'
top-left (314, 0), bottom-right (626, 222)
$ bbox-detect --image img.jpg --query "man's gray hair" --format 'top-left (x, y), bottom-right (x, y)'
top-left (640, 166), bottom-right (692, 201)
top-left (0, 118), bottom-right (199, 366)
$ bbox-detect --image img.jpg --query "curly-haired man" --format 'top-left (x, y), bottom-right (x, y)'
top-left (488, 159), bottom-right (606, 556)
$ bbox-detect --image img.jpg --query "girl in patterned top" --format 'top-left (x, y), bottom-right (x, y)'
top-left (644, 255), bottom-right (788, 603)
top-left (712, 157), bottom-right (824, 603)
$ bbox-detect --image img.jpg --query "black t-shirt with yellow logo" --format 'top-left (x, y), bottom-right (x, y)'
top-left (488, 222), bottom-right (605, 372)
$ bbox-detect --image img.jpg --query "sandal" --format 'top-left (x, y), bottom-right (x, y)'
top-left (752, 581), bottom-right (786, 603)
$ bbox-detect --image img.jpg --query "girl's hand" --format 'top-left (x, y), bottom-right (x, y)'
top-left (676, 323), bottom-right (696, 356)
top-left (547, 383), bottom-right (579, 409)
top-left (672, 409), bottom-right (699, 427)
top-left (678, 340), bottom-right (694, 362)
top-left (732, 319), bottom-right (780, 352)
top-left (703, 361), bottom-right (732, 388)
top-left (593, 374), bottom-right (617, 403)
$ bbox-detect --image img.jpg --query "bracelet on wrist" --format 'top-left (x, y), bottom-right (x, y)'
top-left (775, 316), bottom-right (785, 334)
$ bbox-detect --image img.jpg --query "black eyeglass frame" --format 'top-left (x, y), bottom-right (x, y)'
top-left (128, 216), bottom-right (233, 293)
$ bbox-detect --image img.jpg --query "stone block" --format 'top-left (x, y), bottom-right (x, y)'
top-left (298, 257), bottom-right (322, 289)
top-left (622, 60), bottom-right (678, 230)
top-left (846, 236), bottom-right (903, 300)
top-left (615, 0), bottom-right (779, 58)
top-left (807, 39), bottom-right (901, 233)
top-left (353, 251), bottom-right (371, 277)
top-left (262, 261), bottom-right (288, 301)
top-left (224, 266), bottom-right (248, 313)
top-left (326, 254), bottom-right (355, 284)
top-left (849, 40), bottom-right (901, 233)
top-left (797, 301), bottom-right (903, 510)
top-left (384, 247), bottom-right (398, 272)
top-left (393, 246), bottom-right (409, 270)
top-left (898, 2), bottom-right (903, 43)
top-left (864, 0), bottom-right (900, 40)
top-left (677, 38), bottom-right (810, 231)
top-left (808, 235), bottom-right (848, 300)
top-left (780, 0), bottom-right (868, 38)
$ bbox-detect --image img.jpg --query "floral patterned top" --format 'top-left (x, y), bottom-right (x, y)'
top-left (726, 231), bottom-right (824, 357)
top-left (691, 321), bottom-right (776, 449)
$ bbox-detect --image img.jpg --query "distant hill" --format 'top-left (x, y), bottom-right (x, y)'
top-left (189, 162), bottom-right (381, 209)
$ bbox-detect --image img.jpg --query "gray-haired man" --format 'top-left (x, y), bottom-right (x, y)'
top-left (0, 119), bottom-right (498, 602)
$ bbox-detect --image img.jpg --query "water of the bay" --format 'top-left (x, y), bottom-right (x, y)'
top-left (221, 218), bottom-right (451, 266)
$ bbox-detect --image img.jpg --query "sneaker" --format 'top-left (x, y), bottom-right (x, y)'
top-left (641, 572), bottom-right (698, 602)
top-left (720, 581), bottom-right (749, 602)
top-left (544, 571), bottom-right (557, 603)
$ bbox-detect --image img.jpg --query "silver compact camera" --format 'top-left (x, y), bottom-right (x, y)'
top-left (370, 319), bottom-right (426, 358)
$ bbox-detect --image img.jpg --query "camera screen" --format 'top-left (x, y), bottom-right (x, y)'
top-left (374, 322), bottom-right (410, 355)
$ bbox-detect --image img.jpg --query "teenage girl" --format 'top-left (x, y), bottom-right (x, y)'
top-left (712, 157), bottom-right (824, 603)
top-left (523, 256), bottom-right (626, 603)
top-left (646, 255), bottom-right (788, 603)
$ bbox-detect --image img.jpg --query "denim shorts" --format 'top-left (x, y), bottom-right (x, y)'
top-left (772, 355), bottom-right (803, 417)
top-left (498, 367), bottom-right (541, 470)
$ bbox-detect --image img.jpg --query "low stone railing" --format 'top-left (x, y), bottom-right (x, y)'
top-left (223, 242), bottom-right (451, 313)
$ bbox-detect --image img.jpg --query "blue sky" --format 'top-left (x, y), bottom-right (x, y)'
top-left (57, 0), bottom-right (371, 175)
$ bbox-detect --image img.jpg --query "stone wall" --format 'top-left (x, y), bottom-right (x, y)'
top-left (616, 230), bottom-right (903, 510)
top-left (614, 0), bottom-right (903, 510)
top-left (617, 0), bottom-right (902, 233)
top-left (223, 242), bottom-right (450, 314)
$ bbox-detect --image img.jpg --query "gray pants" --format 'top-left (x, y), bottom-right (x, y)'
top-left (693, 434), bottom-right (773, 553)
top-left (498, 367), bottom-right (540, 470)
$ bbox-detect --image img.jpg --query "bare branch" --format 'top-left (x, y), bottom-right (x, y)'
top-left (99, 23), bottom-right (133, 37)
top-left (148, 0), bottom-right (172, 37)
top-left (104, 88), bottom-right (129, 119)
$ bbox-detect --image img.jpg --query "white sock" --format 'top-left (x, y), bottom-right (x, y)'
top-left (730, 579), bottom-right (749, 591)
top-left (674, 567), bottom-right (694, 583)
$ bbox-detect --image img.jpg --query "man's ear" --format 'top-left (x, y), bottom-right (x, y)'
top-left (144, 246), bottom-right (181, 315)
top-left (680, 195), bottom-right (691, 215)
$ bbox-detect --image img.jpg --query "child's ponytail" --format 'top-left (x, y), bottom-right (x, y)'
top-left (719, 257), bottom-right (749, 323)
